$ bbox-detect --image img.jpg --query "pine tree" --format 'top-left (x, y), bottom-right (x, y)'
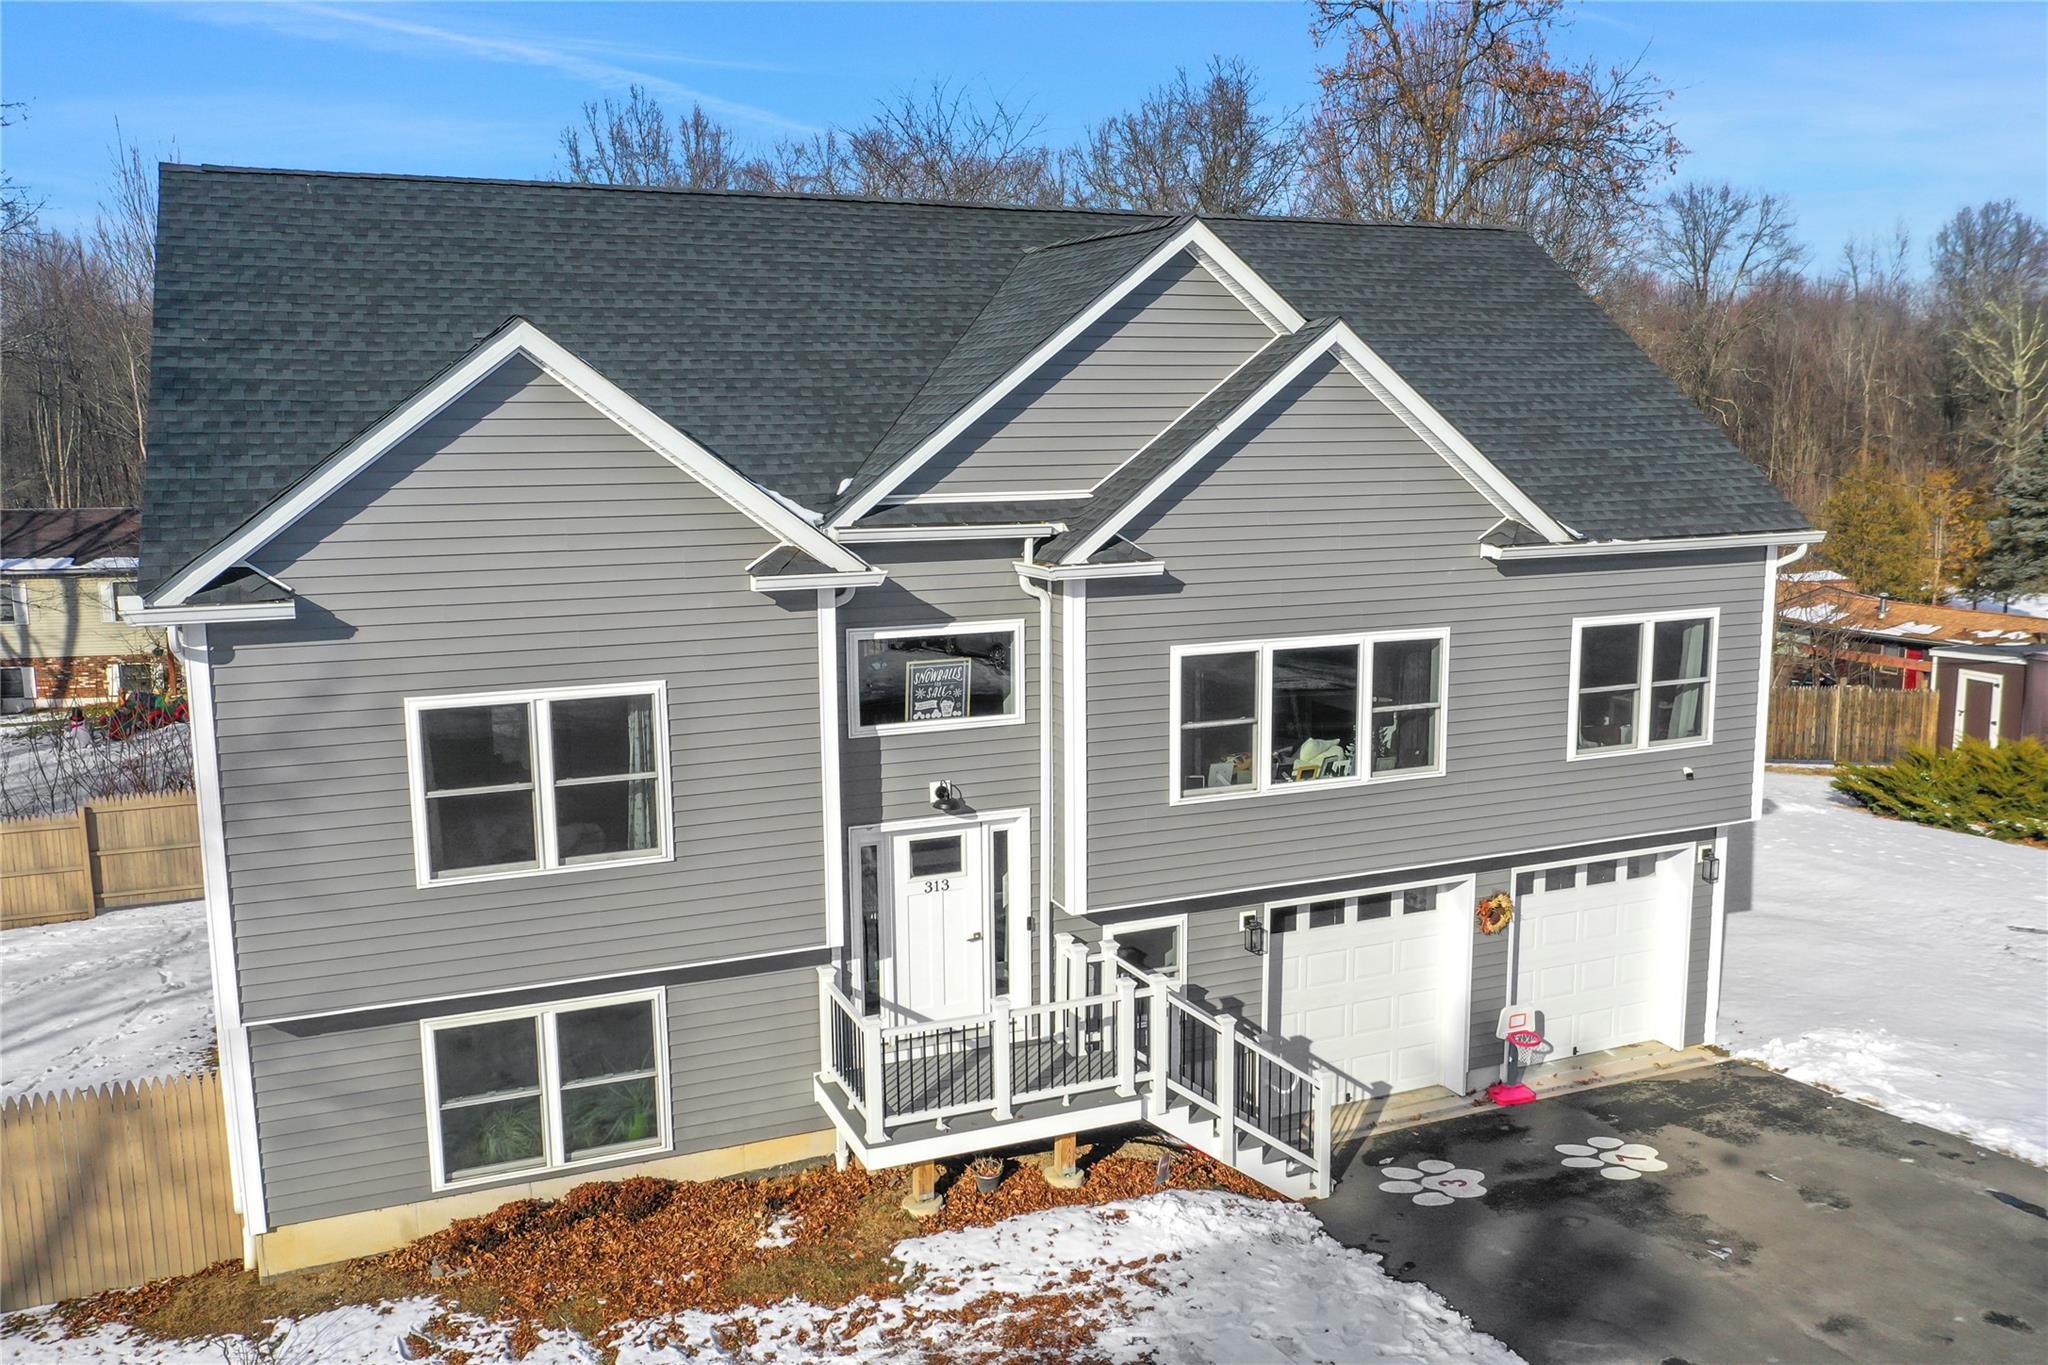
top-left (1819, 454), bottom-right (1930, 598)
top-left (1975, 429), bottom-right (2048, 603)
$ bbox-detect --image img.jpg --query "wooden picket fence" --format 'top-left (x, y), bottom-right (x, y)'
top-left (1767, 684), bottom-right (1939, 765)
top-left (0, 791), bottom-right (202, 930)
top-left (1, 1071), bottom-right (242, 1311)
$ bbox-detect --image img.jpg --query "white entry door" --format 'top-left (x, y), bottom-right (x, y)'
top-left (1955, 671), bottom-right (2004, 747)
top-left (882, 829), bottom-right (989, 1023)
top-left (1269, 883), bottom-right (1464, 1102)
top-left (1513, 851), bottom-right (1688, 1058)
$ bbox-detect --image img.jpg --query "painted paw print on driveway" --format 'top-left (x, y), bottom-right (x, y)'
top-left (1556, 1136), bottom-right (1668, 1180)
top-left (1379, 1159), bottom-right (1488, 1206)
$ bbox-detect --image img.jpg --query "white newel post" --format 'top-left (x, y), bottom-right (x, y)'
top-left (992, 997), bottom-right (1015, 1121)
top-left (1114, 977), bottom-right (1138, 1097)
top-left (1311, 1068), bottom-right (1335, 1199)
top-left (816, 965), bottom-right (835, 1081)
top-left (1149, 983), bottom-right (1170, 1088)
top-left (1214, 1014), bottom-right (1238, 1143)
top-left (862, 1020), bottom-right (887, 1144)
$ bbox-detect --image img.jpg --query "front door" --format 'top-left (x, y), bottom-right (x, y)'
top-left (884, 830), bottom-right (989, 1023)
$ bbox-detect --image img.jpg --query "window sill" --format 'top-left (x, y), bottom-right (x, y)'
top-left (1565, 736), bottom-right (1713, 763)
top-left (417, 848), bottom-right (673, 890)
top-left (849, 712), bottom-right (1027, 740)
top-left (1169, 766), bottom-right (1446, 806)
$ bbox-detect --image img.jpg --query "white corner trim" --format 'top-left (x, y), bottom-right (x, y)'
top-left (831, 220), bottom-right (1307, 527)
top-left (176, 624), bottom-right (269, 1246)
top-left (151, 318), bottom-right (870, 606)
top-left (1483, 529), bottom-right (1826, 562)
top-left (1014, 544), bottom-right (1056, 1005)
top-left (818, 588), bottom-right (846, 952)
top-left (1704, 831), bottom-right (1730, 1045)
top-left (1062, 582), bottom-right (1088, 917)
top-left (1012, 558), bottom-right (1166, 583)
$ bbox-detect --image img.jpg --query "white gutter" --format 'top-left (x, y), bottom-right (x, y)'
top-left (1012, 558), bottom-right (1166, 583)
top-left (750, 570), bottom-right (889, 593)
top-left (837, 523), bottom-right (1066, 544)
top-left (1482, 529), bottom-right (1826, 562)
top-left (120, 596), bottom-right (297, 626)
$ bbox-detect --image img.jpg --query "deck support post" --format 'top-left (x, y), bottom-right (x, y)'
top-left (1149, 981), bottom-right (1171, 1089)
top-left (990, 996), bottom-right (1015, 1121)
top-left (815, 965), bottom-right (835, 1080)
top-left (1045, 1133), bottom-right (1085, 1189)
top-left (902, 1160), bottom-right (943, 1218)
top-left (861, 1018), bottom-right (887, 1145)
top-left (1113, 977), bottom-right (1138, 1098)
top-left (1215, 1015), bottom-right (1238, 1148)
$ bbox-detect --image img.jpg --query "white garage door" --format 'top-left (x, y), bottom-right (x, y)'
top-left (1514, 850), bottom-right (1689, 1058)
top-left (1271, 884), bottom-right (1459, 1102)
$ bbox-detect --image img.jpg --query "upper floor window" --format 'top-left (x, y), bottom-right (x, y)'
top-left (1172, 631), bottom-right (1447, 803)
top-left (405, 682), bottom-right (670, 886)
top-left (847, 620), bottom-right (1024, 737)
top-left (0, 583), bottom-right (26, 625)
top-left (422, 988), bottom-right (668, 1189)
top-left (1570, 612), bottom-right (1716, 757)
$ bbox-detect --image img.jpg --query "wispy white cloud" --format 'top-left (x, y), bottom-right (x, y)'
top-left (184, 1), bottom-right (817, 134)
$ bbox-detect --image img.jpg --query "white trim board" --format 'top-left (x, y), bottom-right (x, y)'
top-left (831, 221), bottom-right (1303, 526)
top-left (1056, 320), bottom-right (1573, 566)
top-left (838, 524), bottom-right (1066, 544)
top-left (150, 318), bottom-right (870, 606)
top-left (1482, 529), bottom-right (1825, 561)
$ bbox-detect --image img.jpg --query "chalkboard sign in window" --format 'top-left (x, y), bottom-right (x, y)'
top-left (851, 623), bottom-right (1021, 733)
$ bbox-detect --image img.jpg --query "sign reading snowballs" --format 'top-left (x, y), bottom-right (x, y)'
top-left (1378, 1159), bottom-right (1488, 1206)
top-left (1555, 1136), bottom-right (1669, 1180)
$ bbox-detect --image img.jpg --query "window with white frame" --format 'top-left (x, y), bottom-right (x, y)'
top-left (108, 662), bottom-right (154, 696)
top-left (847, 621), bottom-right (1022, 735)
top-left (423, 990), bottom-right (667, 1187)
top-left (0, 583), bottom-right (25, 625)
top-left (1173, 632), bottom-right (1446, 800)
top-left (407, 683), bottom-right (669, 884)
top-left (0, 667), bottom-right (31, 701)
top-left (1572, 613), bottom-right (1715, 755)
top-left (1105, 915), bottom-right (1186, 980)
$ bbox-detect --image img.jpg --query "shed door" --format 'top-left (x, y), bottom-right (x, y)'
top-left (1513, 851), bottom-right (1689, 1058)
top-left (1956, 673), bottom-right (2003, 746)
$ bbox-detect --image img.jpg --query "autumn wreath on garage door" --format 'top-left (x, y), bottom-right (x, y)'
top-left (1475, 891), bottom-right (1514, 935)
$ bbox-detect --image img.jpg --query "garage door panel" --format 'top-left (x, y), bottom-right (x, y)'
top-left (1516, 853), bottom-right (1685, 1058)
top-left (1270, 898), bottom-right (1455, 1103)
top-left (1351, 999), bottom-right (1393, 1033)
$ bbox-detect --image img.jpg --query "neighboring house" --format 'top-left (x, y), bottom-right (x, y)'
top-left (0, 508), bottom-right (165, 713)
top-left (1776, 574), bottom-right (2048, 690)
top-left (1930, 644), bottom-right (2048, 748)
top-left (129, 166), bottom-right (1820, 1274)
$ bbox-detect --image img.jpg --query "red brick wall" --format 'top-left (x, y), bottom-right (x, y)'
top-left (0, 653), bottom-right (161, 706)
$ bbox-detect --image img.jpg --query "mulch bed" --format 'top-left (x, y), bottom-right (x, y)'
top-left (40, 1134), bottom-right (1277, 1359)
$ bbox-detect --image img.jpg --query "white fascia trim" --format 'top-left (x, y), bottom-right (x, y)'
top-left (1186, 234), bottom-right (1305, 334)
top-left (1483, 529), bottom-right (1826, 561)
top-left (120, 596), bottom-right (297, 626)
top-left (1929, 647), bottom-right (2036, 663)
top-left (837, 524), bottom-right (1065, 544)
top-left (830, 220), bottom-right (1307, 527)
top-left (150, 319), bottom-right (869, 606)
top-left (751, 570), bottom-right (890, 593)
top-left (880, 490), bottom-right (1093, 504)
top-left (1013, 558), bottom-right (1166, 583)
top-left (175, 624), bottom-right (269, 1246)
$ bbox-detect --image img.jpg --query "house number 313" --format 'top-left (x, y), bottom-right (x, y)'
top-left (921, 878), bottom-right (952, 893)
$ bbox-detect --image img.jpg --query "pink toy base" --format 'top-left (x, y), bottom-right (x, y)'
top-left (1488, 1082), bottom-right (1539, 1106)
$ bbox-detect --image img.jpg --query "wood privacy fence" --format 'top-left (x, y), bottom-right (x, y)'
top-left (1, 1071), bottom-right (242, 1311)
top-left (0, 791), bottom-right (201, 930)
top-left (1767, 685), bottom-right (1939, 765)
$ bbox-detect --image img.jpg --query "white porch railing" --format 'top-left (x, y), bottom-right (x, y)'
top-left (817, 951), bottom-right (1334, 1198)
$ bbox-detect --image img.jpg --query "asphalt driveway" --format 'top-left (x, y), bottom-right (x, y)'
top-left (1313, 1064), bottom-right (2048, 1363)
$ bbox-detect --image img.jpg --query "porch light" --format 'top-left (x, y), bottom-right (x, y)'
top-left (1241, 911), bottom-right (1267, 956)
top-left (1699, 847), bottom-right (1720, 884)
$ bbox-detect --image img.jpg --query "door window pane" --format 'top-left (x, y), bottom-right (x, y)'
top-left (1272, 645), bottom-right (1359, 785)
top-left (1179, 652), bottom-right (1258, 794)
top-left (909, 836), bottom-right (962, 877)
top-left (1356, 893), bottom-right (1393, 921)
top-left (1307, 900), bottom-right (1346, 928)
top-left (990, 830), bottom-right (1011, 995)
top-left (855, 629), bottom-right (1017, 728)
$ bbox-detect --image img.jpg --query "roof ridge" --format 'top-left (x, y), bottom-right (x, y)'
top-left (1025, 214), bottom-right (1186, 253)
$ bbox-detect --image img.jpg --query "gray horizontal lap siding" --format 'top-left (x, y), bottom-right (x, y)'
top-left (1083, 356), bottom-right (1768, 912)
top-left (896, 253), bottom-right (1275, 499)
top-left (215, 357), bottom-right (826, 1019)
top-left (838, 542), bottom-right (1043, 889)
top-left (249, 958), bottom-right (824, 1228)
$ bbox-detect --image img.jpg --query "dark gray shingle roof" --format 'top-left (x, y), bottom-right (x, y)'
top-left (143, 167), bottom-right (1808, 592)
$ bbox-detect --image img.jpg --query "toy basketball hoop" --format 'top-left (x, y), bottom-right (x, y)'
top-left (1488, 1007), bottom-right (1545, 1107)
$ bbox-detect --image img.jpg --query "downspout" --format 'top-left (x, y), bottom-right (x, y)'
top-left (818, 586), bottom-right (857, 974)
top-left (1016, 540), bottom-right (1054, 1006)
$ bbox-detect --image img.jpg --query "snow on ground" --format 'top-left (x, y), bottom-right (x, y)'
top-left (0, 1192), bottom-right (1521, 1364)
top-left (0, 899), bottom-right (214, 1102)
top-left (1722, 772), bottom-right (2048, 1165)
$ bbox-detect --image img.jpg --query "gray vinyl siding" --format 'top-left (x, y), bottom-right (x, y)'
top-left (249, 957), bottom-right (825, 1228)
top-left (213, 356), bottom-right (826, 1019)
top-left (895, 253), bottom-right (1275, 499)
top-left (1083, 356), bottom-right (1769, 912)
top-left (837, 541), bottom-right (1044, 895)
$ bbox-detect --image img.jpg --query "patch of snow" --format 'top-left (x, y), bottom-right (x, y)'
top-left (1, 1194), bottom-right (1522, 1364)
top-left (0, 557), bottom-right (138, 573)
top-left (1781, 604), bottom-right (1844, 624)
top-left (1784, 569), bottom-right (1846, 582)
top-left (752, 1211), bottom-right (797, 1250)
top-left (1723, 773), bottom-right (2048, 1165)
top-left (1885, 621), bottom-right (1940, 636)
top-left (0, 900), bottom-right (214, 1102)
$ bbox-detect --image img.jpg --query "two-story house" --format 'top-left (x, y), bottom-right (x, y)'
top-left (2, 507), bottom-right (165, 712)
top-left (127, 166), bottom-right (1818, 1275)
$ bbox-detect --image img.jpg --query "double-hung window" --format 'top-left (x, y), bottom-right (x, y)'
top-left (1570, 611), bottom-right (1716, 756)
top-left (406, 682), bottom-right (669, 885)
top-left (0, 583), bottom-right (25, 625)
top-left (846, 620), bottom-right (1023, 736)
top-left (1173, 630), bottom-right (1448, 801)
top-left (423, 990), bottom-right (668, 1188)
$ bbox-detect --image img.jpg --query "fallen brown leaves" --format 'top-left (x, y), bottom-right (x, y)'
top-left (31, 1133), bottom-right (1278, 1361)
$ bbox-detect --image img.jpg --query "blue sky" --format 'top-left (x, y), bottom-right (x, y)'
top-left (4, 1), bottom-right (2043, 269)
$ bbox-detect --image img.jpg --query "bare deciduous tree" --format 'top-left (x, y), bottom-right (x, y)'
top-left (833, 82), bottom-right (1065, 206)
top-left (1932, 202), bottom-right (2048, 473)
top-left (1642, 182), bottom-right (1803, 406)
top-left (1301, 0), bottom-right (1681, 286)
top-left (559, 86), bottom-right (759, 190)
top-left (1066, 57), bottom-right (1298, 214)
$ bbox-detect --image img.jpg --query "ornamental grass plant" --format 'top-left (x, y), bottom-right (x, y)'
top-left (1832, 739), bottom-right (2048, 843)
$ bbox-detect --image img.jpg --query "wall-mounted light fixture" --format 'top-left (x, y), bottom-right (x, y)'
top-left (929, 779), bottom-right (964, 813)
top-left (1240, 909), bottom-right (1267, 956)
top-left (1699, 846), bottom-right (1720, 884)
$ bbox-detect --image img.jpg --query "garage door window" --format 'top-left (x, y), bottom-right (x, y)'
top-left (1571, 612), bottom-right (1716, 756)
